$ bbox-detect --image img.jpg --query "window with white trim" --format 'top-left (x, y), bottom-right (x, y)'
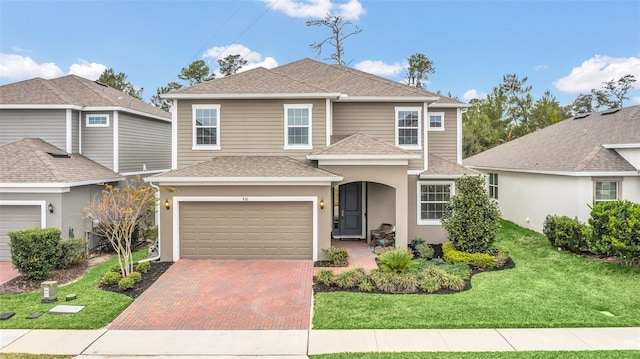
top-left (488, 173), bottom-right (498, 200)
top-left (192, 104), bottom-right (220, 150)
top-left (594, 180), bottom-right (618, 202)
top-left (86, 114), bottom-right (109, 127)
top-left (428, 112), bottom-right (444, 131)
top-left (418, 181), bottom-right (454, 224)
top-left (284, 104), bottom-right (312, 149)
top-left (395, 107), bottom-right (421, 148)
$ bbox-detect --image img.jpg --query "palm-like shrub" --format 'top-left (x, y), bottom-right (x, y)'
top-left (378, 248), bottom-right (419, 274)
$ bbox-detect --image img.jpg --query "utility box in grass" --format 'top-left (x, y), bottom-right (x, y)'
top-left (41, 281), bottom-right (58, 303)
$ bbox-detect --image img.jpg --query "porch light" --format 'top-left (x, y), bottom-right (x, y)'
top-left (320, 199), bottom-right (325, 210)
top-left (48, 203), bottom-right (54, 213)
top-left (164, 199), bottom-right (171, 210)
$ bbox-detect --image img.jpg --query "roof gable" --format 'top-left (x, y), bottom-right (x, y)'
top-left (309, 132), bottom-right (417, 157)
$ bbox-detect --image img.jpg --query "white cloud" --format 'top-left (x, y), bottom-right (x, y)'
top-left (259, 0), bottom-right (365, 20)
top-left (68, 59), bottom-right (107, 80)
top-left (462, 89), bottom-right (487, 101)
top-left (0, 53), bottom-right (63, 80)
top-left (203, 44), bottom-right (278, 75)
top-left (354, 60), bottom-right (403, 76)
top-left (11, 46), bottom-right (32, 53)
top-left (632, 96), bottom-right (640, 104)
top-left (534, 64), bottom-right (549, 71)
top-left (240, 57), bottom-right (279, 72)
top-left (554, 55), bottom-right (640, 93)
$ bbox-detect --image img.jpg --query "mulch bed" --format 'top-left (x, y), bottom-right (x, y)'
top-left (314, 260), bottom-right (348, 267)
top-left (99, 261), bottom-right (173, 299)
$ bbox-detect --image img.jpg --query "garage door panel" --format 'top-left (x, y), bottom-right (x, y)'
top-left (180, 201), bottom-right (312, 259)
top-left (0, 205), bottom-right (42, 261)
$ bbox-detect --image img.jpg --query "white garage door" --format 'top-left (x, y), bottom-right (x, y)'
top-left (180, 201), bottom-right (312, 259)
top-left (0, 205), bottom-right (42, 261)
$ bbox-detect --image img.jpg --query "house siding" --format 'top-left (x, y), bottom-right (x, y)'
top-left (176, 99), bottom-right (326, 168)
top-left (427, 108), bottom-right (458, 162)
top-left (407, 175), bottom-right (448, 243)
top-left (82, 110), bottom-right (114, 170)
top-left (72, 110), bottom-right (80, 153)
top-left (119, 112), bottom-right (171, 173)
top-left (332, 102), bottom-right (425, 170)
top-left (0, 109), bottom-right (67, 150)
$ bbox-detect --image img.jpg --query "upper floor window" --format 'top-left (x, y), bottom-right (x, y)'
top-left (488, 173), bottom-right (498, 199)
top-left (594, 180), bottom-right (618, 203)
top-left (284, 104), bottom-right (312, 149)
top-left (428, 112), bottom-right (444, 131)
top-left (417, 181), bottom-right (454, 225)
top-left (192, 104), bottom-right (220, 150)
top-left (86, 114), bottom-right (109, 127)
top-left (395, 107), bottom-right (421, 148)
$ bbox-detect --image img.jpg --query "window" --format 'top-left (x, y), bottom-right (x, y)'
top-left (428, 112), bottom-right (444, 131)
top-left (418, 181), bottom-right (454, 224)
top-left (86, 114), bottom-right (109, 127)
top-left (395, 107), bottom-right (421, 148)
top-left (192, 104), bottom-right (220, 150)
top-left (488, 173), bottom-right (498, 199)
top-left (595, 181), bottom-right (618, 202)
top-left (284, 104), bottom-right (312, 149)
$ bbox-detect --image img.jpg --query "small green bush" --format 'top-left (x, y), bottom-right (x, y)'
top-left (418, 276), bottom-right (442, 293)
top-left (9, 228), bottom-right (62, 280)
top-left (369, 269), bottom-right (396, 293)
top-left (543, 215), bottom-right (588, 253)
top-left (135, 261), bottom-right (151, 273)
top-left (378, 248), bottom-right (419, 273)
top-left (316, 269), bottom-right (334, 286)
top-left (393, 272), bottom-right (420, 293)
top-left (334, 268), bottom-right (367, 289)
top-left (118, 276), bottom-right (135, 291)
top-left (588, 200), bottom-right (640, 260)
top-left (442, 273), bottom-right (465, 291)
top-left (443, 242), bottom-right (497, 269)
top-left (495, 251), bottom-right (510, 268)
top-left (358, 276), bottom-right (375, 292)
top-left (321, 246), bottom-right (349, 266)
top-left (56, 238), bottom-right (87, 269)
top-left (418, 259), bottom-right (471, 280)
top-left (127, 271), bottom-right (142, 283)
top-left (102, 271), bottom-right (121, 285)
top-left (416, 243), bottom-right (435, 259)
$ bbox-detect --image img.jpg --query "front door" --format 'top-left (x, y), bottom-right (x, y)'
top-left (335, 182), bottom-right (363, 238)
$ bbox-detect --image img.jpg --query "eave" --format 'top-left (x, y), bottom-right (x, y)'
top-left (161, 93), bottom-right (342, 100)
top-left (144, 176), bottom-right (344, 186)
top-left (464, 165), bottom-right (639, 177)
top-left (336, 96), bottom-right (439, 103)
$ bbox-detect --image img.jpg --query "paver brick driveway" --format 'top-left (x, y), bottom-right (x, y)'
top-left (109, 259), bottom-right (314, 330)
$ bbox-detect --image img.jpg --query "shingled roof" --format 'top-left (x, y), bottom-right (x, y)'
top-left (308, 132), bottom-right (420, 158)
top-left (420, 154), bottom-right (479, 178)
top-left (0, 75), bottom-right (170, 119)
top-left (464, 106), bottom-right (640, 173)
top-left (0, 138), bottom-right (122, 185)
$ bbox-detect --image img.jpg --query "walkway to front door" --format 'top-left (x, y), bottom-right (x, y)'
top-left (109, 260), bottom-right (314, 330)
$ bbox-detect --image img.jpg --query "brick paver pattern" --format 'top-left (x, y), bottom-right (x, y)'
top-left (109, 259), bottom-right (314, 330)
top-left (0, 262), bottom-right (20, 285)
top-left (314, 239), bottom-right (378, 275)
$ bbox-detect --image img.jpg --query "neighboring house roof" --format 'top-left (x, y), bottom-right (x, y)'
top-left (420, 154), bottom-right (479, 178)
top-left (307, 132), bottom-right (420, 159)
top-left (0, 138), bottom-right (123, 185)
top-left (165, 58), bottom-right (465, 105)
top-left (0, 75), bottom-right (170, 120)
top-left (149, 156), bottom-right (343, 183)
top-left (464, 106), bottom-right (640, 174)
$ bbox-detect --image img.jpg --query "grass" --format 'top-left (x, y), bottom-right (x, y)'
top-left (0, 250), bottom-right (148, 329)
top-left (313, 220), bottom-right (640, 329)
top-left (0, 355), bottom-right (72, 359)
top-left (310, 351), bottom-right (640, 359)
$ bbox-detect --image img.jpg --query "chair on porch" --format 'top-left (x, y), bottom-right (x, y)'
top-left (370, 223), bottom-right (393, 243)
top-left (370, 224), bottom-right (395, 251)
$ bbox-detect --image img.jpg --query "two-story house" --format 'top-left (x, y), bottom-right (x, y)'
top-left (0, 75), bottom-right (171, 260)
top-left (149, 58), bottom-right (473, 262)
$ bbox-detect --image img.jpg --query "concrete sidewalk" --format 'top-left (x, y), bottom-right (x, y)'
top-left (0, 328), bottom-right (638, 357)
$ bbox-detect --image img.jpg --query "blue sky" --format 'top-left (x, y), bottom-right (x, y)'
top-left (1, 0), bottom-right (639, 106)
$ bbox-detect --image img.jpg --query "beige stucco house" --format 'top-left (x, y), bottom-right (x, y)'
top-left (150, 58), bottom-right (473, 262)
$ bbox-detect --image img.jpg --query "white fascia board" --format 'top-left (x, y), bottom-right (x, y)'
top-left (0, 177), bottom-right (123, 189)
top-left (464, 165), bottom-right (639, 177)
top-left (315, 159), bottom-right (411, 166)
top-left (149, 180), bottom-right (339, 186)
top-left (0, 104), bottom-right (82, 110)
top-left (0, 187), bottom-right (71, 193)
top-left (407, 170), bottom-right (423, 175)
top-left (83, 106), bottom-right (171, 122)
top-left (120, 169), bottom-right (170, 177)
top-left (419, 174), bottom-right (468, 179)
top-left (307, 154), bottom-right (421, 160)
top-left (65, 109), bottom-right (72, 153)
top-left (429, 103), bottom-right (472, 108)
top-left (602, 143), bottom-right (640, 149)
top-left (161, 93), bottom-right (342, 100)
top-left (336, 96), bottom-right (439, 102)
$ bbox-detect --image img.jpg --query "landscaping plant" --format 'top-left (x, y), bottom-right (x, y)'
top-left (588, 200), bottom-right (640, 262)
top-left (441, 175), bottom-right (501, 253)
top-left (9, 228), bottom-right (62, 280)
top-left (542, 215), bottom-right (588, 253)
top-left (321, 246), bottom-right (350, 266)
top-left (377, 248), bottom-right (419, 273)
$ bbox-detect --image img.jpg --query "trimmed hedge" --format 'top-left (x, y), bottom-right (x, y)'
top-left (57, 238), bottom-right (87, 268)
top-left (543, 215), bottom-right (588, 253)
top-left (9, 228), bottom-right (62, 280)
top-left (588, 200), bottom-right (640, 260)
top-left (442, 242), bottom-right (497, 269)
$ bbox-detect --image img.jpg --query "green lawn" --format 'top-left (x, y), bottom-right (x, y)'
top-left (313, 221), bottom-right (640, 329)
top-left (310, 351), bottom-right (640, 359)
top-left (0, 250), bottom-right (148, 329)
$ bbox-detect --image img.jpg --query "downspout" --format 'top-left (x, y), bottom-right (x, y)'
top-left (137, 180), bottom-right (161, 263)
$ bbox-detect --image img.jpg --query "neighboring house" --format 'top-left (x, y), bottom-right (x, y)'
top-left (0, 75), bottom-right (171, 260)
top-left (464, 106), bottom-right (640, 233)
top-left (149, 58), bottom-right (474, 262)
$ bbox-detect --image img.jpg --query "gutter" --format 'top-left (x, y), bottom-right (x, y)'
top-left (137, 180), bottom-right (161, 263)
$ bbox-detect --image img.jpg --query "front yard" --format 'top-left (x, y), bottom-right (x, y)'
top-left (313, 221), bottom-right (640, 329)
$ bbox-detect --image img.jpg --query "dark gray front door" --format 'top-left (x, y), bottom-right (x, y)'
top-left (337, 182), bottom-right (362, 237)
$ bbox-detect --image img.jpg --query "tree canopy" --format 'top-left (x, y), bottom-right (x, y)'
top-left (178, 60), bottom-right (215, 85)
top-left (404, 53), bottom-right (435, 89)
top-left (218, 54), bottom-right (248, 76)
top-left (306, 14), bottom-right (362, 65)
top-left (97, 68), bottom-right (143, 100)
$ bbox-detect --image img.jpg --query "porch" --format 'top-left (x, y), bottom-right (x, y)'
top-left (313, 239), bottom-right (378, 275)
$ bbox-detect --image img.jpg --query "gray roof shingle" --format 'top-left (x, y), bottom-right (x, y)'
top-left (0, 138), bottom-right (122, 184)
top-left (309, 132), bottom-right (418, 157)
top-left (464, 106), bottom-right (640, 173)
top-left (421, 154), bottom-right (479, 177)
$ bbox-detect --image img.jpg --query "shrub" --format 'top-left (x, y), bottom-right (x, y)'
top-left (109, 264), bottom-right (121, 273)
top-left (135, 261), bottom-right (151, 273)
top-left (416, 243), bottom-right (435, 259)
top-left (420, 267), bottom-right (450, 283)
top-left (393, 272), bottom-right (420, 293)
top-left (9, 228), bottom-right (62, 280)
top-left (334, 268), bottom-right (368, 289)
top-left (56, 238), bottom-right (87, 269)
top-left (127, 271), bottom-right (142, 283)
top-left (443, 242), bottom-right (497, 269)
top-left (118, 276), bottom-right (135, 291)
top-left (442, 273), bottom-right (465, 291)
top-left (315, 269), bottom-right (334, 286)
top-left (321, 246), bottom-right (349, 266)
top-left (543, 215), bottom-right (588, 253)
top-left (495, 251), bottom-right (510, 268)
top-left (419, 259), bottom-right (471, 280)
top-left (588, 200), bottom-right (640, 260)
top-left (102, 271), bottom-right (121, 285)
top-left (378, 248), bottom-right (419, 273)
top-left (358, 277), bottom-right (375, 292)
top-left (369, 270), bottom-right (396, 292)
top-left (419, 276), bottom-right (442, 293)
top-left (441, 175), bottom-right (501, 253)
top-left (94, 222), bottom-right (141, 253)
